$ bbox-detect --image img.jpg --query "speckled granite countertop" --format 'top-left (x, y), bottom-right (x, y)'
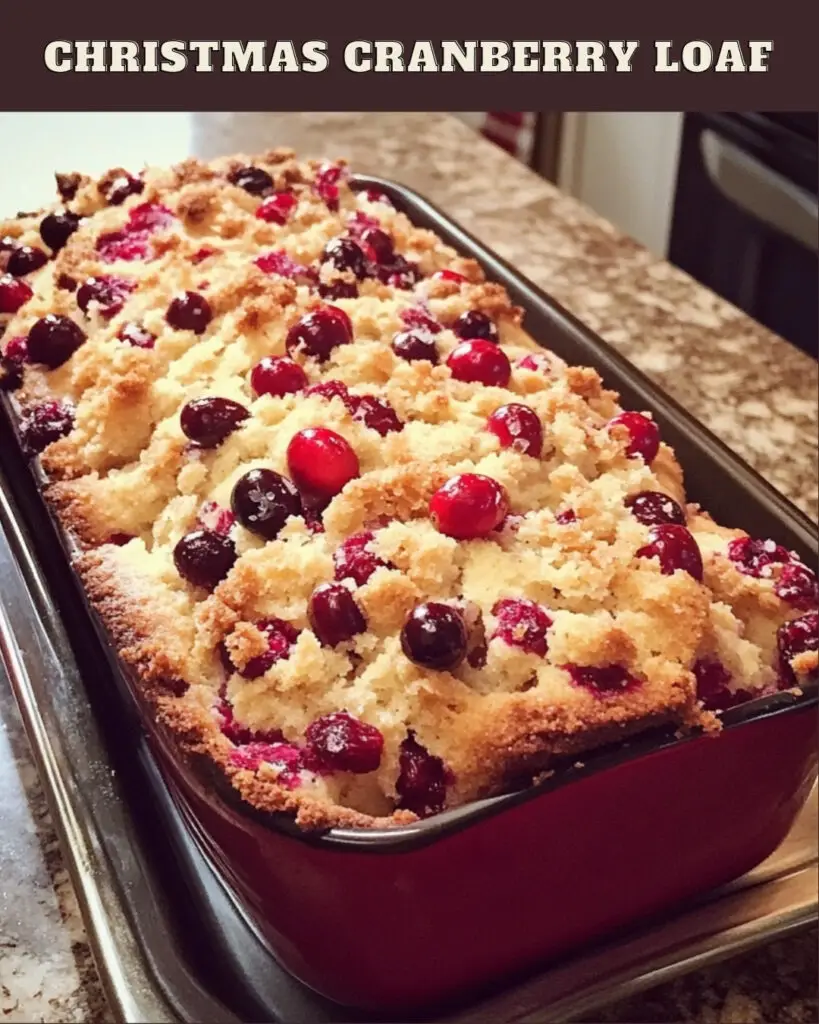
top-left (0, 112), bottom-right (816, 1024)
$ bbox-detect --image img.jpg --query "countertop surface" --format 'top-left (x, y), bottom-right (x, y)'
top-left (0, 112), bottom-right (816, 1024)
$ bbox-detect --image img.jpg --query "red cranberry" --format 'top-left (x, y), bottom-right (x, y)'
top-left (254, 249), bottom-right (317, 284)
top-left (694, 658), bottom-right (751, 711)
top-left (173, 529), bottom-right (237, 590)
top-left (401, 602), bottom-right (467, 670)
top-left (518, 353), bottom-right (556, 374)
top-left (305, 712), bottom-right (384, 774)
top-left (305, 379), bottom-right (352, 405)
top-left (315, 163), bottom-right (344, 211)
top-left (0, 274), bottom-right (33, 314)
top-left (775, 564), bottom-right (819, 610)
top-left (127, 202), bottom-right (174, 233)
top-left (27, 315), bottom-right (86, 368)
top-left (492, 598), bottom-right (552, 656)
top-left (364, 188), bottom-right (393, 206)
top-left (637, 524), bottom-right (704, 581)
top-left (452, 310), bottom-right (499, 343)
top-left (191, 246), bottom-right (217, 265)
top-left (285, 306), bottom-right (353, 363)
top-left (236, 619), bottom-right (300, 678)
top-left (217, 700), bottom-right (253, 745)
top-left (256, 191), bottom-right (297, 224)
top-left (39, 211), bottom-right (81, 252)
top-left (118, 322), bottom-right (155, 349)
top-left (433, 269), bottom-right (467, 283)
top-left (96, 230), bottom-right (151, 263)
top-left (626, 490), bottom-right (686, 527)
top-left (103, 173), bottom-right (144, 206)
top-left (396, 733), bottom-right (449, 817)
top-left (565, 663), bottom-right (640, 695)
top-left (77, 275), bottom-right (135, 319)
top-left (392, 330), bottom-right (439, 364)
top-left (487, 403), bottom-right (543, 457)
top-left (196, 500), bottom-right (235, 535)
top-left (287, 427), bottom-right (360, 498)
top-left (231, 468), bottom-right (302, 540)
top-left (555, 508), bottom-right (577, 525)
top-left (3, 335), bottom-right (27, 363)
top-left (319, 280), bottom-right (358, 300)
top-left (229, 165), bottom-right (274, 195)
top-left (180, 397), bottom-right (249, 448)
top-left (250, 356), bottom-right (307, 398)
top-left (322, 237), bottom-right (368, 279)
top-left (7, 245), bottom-right (48, 277)
top-left (359, 227), bottom-right (394, 263)
top-left (347, 210), bottom-right (381, 236)
top-left (727, 536), bottom-right (791, 577)
top-left (334, 530), bottom-right (387, 586)
top-left (19, 399), bottom-right (75, 455)
top-left (430, 473), bottom-right (509, 540)
top-left (608, 412), bottom-right (661, 463)
top-left (400, 306), bottom-right (441, 334)
top-left (447, 340), bottom-right (511, 387)
top-left (350, 394), bottom-right (403, 435)
top-left (229, 742), bottom-right (304, 786)
top-left (308, 583), bottom-right (366, 646)
top-left (166, 291), bottom-right (212, 334)
top-left (777, 611), bottom-right (818, 684)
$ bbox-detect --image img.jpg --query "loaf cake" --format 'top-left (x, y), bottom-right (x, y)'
top-left (1, 151), bottom-right (816, 829)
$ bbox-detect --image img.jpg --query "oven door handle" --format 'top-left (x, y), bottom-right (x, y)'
top-left (700, 128), bottom-right (818, 253)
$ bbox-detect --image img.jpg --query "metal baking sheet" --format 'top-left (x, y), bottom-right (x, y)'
top-left (0, 174), bottom-right (816, 1024)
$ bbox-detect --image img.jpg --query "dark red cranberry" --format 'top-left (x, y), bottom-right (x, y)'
top-left (555, 508), bottom-right (577, 525)
top-left (127, 202), bottom-right (174, 232)
top-left (447, 340), bottom-right (511, 387)
top-left (727, 536), bottom-right (791, 577)
top-left (0, 335), bottom-right (26, 389)
top-left (285, 306), bottom-right (353, 363)
top-left (217, 700), bottom-right (253, 745)
top-left (237, 619), bottom-right (300, 678)
top-left (117, 323), bottom-right (155, 350)
top-left (492, 598), bottom-right (552, 656)
top-left (305, 379), bottom-right (352, 405)
top-left (4, 335), bottom-right (27, 362)
top-left (7, 245), bottom-right (48, 277)
top-left (315, 163), bottom-right (344, 211)
top-left (308, 583), bottom-right (366, 646)
top-left (19, 399), bottom-right (75, 455)
top-left (777, 611), bottom-right (818, 684)
top-left (322, 237), bottom-right (368, 279)
top-left (287, 427), bottom-right (360, 497)
top-left (487, 403), bottom-right (543, 457)
top-left (26, 315), bottom-right (86, 368)
top-left (229, 741), bottom-right (304, 785)
top-left (400, 306), bottom-right (441, 334)
top-left (608, 411), bottom-right (661, 463)
top-left (0, 274), bottom-right (32, 314)
top-left (173, 529), bottom-right (237, 590)
top-left (396, 733), bottom-right (449, 817)
top-left (254, 249), bottom-right (317, 284)
top-left (256, 191), bottom-right (297, 224)
top-left (401, 602), bottom-right (467, 670)
top-left (250, 356), bottom-right (307, 398)
top-left (305, 712), bottom-right (384, 774)
top-left (197, 500), bottom-right (235, 535)
top-left (319, 280), bottom-right (358, 300)
top-left (39, 211), bottom-right (81, 252)
top-left (637, 524), bottom-right (704, 581)
top-left (626, 490), bottom-right (686, 527)
top-left (96, 229), bottom-right (151, 263)
top-left (229, 165), bottom-right (274, 195)
top-left (775, 564), bottom-right (819, 610)
top-left (694, 658), bottom-right (751, 711)
top-left (103, 173), bottom-right (144, 206)
top-left (303, 509), bottom-right (325, 534)
top-left (56, 273), bottom-right (77, 292)
top-left (376, 254), bottom-right (420, 289)
top-left (565, 663), bottom-right (640, 695)
top-left (231, 468), bottom-right (302, 540)
top-left (359, 227), bottom-right (394, 263)
top-left (334, 530), bottom-right (387, 586)
top-left (107, 533), bottom-right (135, 546)
top-left (77, 275), bottom-right (135, 319)
top-left (392, 330), bottom-right (439, 364)
top-left (166, 291), bottom-right (212, 334)
top-left (452, 310), bottom-right (498, 343)
top-left (350, 394), bottom-right (403, 435)
top-left (430, 473), bottom-right (509, 540)
top-left (180, 397), bottom-right (249, 448)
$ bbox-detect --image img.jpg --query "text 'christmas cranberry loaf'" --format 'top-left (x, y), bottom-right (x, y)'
top-left (1, 152), bottom-right (816, 829)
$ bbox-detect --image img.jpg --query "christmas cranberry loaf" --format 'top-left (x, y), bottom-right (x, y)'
top-left (1, 151), bottom-right (816, 829)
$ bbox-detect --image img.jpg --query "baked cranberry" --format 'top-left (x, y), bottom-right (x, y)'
top-left (401, 602), bottom-right (467, 670)
top-left (364, 188), bottom-right (393, 206)
top-left (347, 210), bottom-right (381, 236)
top-left (180, 397), bottom-right (249, 448)
top-left (392, 330), bottom-right (439, 364)
top-left (492, 598), bottom-right (552, 656)
top-left (231, 468), bottom-right (302, 540)
top-left (196, 500), bottom-right (235, 535)
top-left (430, 473), bottom-right (509, 540)
top-left (3, 335), bottom-right (27, 363)
top-left (637, 524), bottom-right (704, 581)
top-left (217, 701), bottom-right (253, 746)
top-left (693, 658), bottom-right (751, 711)
top-left (173, 529), bottom-right (237, 590)
top-left (305, 712), bottom-right (384, 773)
top-left (55, 172), bottom-right (81, 202)
top-left (350, 394), bottom-right (403, 435)
top-left (7, 245), bottom-right (48, 277)
top-left (377, 254), bottom-right (420, 289)
top-left (238, 619), bottom-right (300, 678)
top-left (517, 353), bottom-right (556, 374)
top-left (77, 275), bottom-right (135, 319)
top-left (334, 530), bottom-right (387, 586)
top-left (308, 583), bottom-right (366, 646)
top-left (608, 411), bottom-right (661, 463)
top-left (447, 340), bottom-right (511, 387)
top-left (127, 202), bottom-right (174, 233)
top-left (433, 269), bottom-right (467, 283)
top-left (305, 379), bottom-right (352, 405)
top-left (775, 563), bottom-right (819, 610)
top-left (229, 742), bottom-right (304, 785)
top-left (727, 536), bottom-right (791, 577)
top-left (26, 315), bottom-right (86, 368)
top-left (319, 280), bottom-right (358, 300)
top-left (322, 237), bottom-right (368, 279)
top-left (254, 249), bottom-right (317, 284)
top-left (118, 322), bottom-right (155, 349)
top-left (39, 211), bottom-right (80, 252)
top-left (555, 508), bottom-right (577, 525)
top-left (626, 490), bottom-right (686, 527)
top-left (0, 274), bottom-right (32, 314)
top-left (166, 291), bottom-right (212, 334)
top-left (315, 163), bottom-right (344, 211)
top-left (400, 306), bottom-right (441, 334)
top-left (453, 310), bottom-right (498, 343)
top-left (19, 399), bottom-right (74, 455)
top-left (396, 733), bottom-right (449, 817)
top-left (1, 335), bottom-right (27, 390)
top-left (256, 191), bottom-right (297, 224)
top-left (229, 165), bottom-right (274, 195)
top-left (487, 403), bottom-right (543, 457)
top-left (191, 246), bottom-right (217, 265)
top-left (103, 173), bottom-right (144, 206)
top-left (56, 273), bottom-right (77, 292)
top-left (359, 227), bottom-right (394, 263)
top-left (565, 663), bottom-right (640, 695)
top-left (107, 533), bottom-right (135, 546)
top-left (287, 427), bottom-right (360, 498)
top-left (96, 230), bottom-right (150, 263)
top-left (250, 356), bottom-right (307, 398)
top-left (285, 306), bottom-right (353, 363)
top-left (777, 611), bottom-right (818, 685)
top-left (303, 509), bottom-right (325, 534)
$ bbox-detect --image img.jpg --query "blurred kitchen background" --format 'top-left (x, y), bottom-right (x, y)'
top-left (1, 111), bottom-right (816, 357)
